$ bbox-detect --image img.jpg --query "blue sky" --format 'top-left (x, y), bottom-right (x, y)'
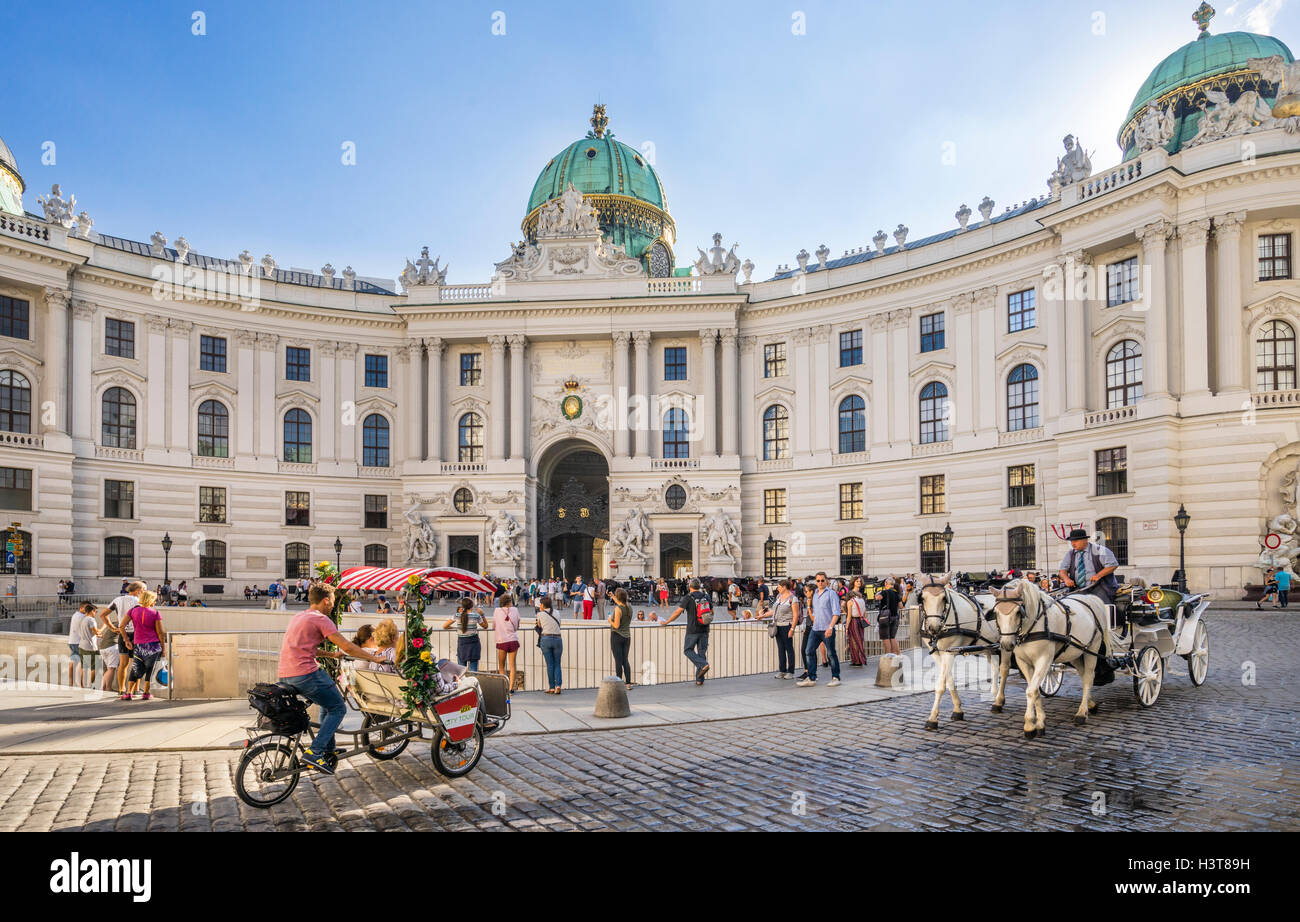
top-left (5, 0), bottom-right (1296, 284)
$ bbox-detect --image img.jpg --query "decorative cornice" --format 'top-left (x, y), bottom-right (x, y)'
top-left (146, 317), bottom-right (168, 335)
top-left (1135, 219), bottom-right (1172, 249)
top-left (170, 319), bottom-right (193, 335)
top-left (1177, 218), bottom-right (1212, 248)
top-left (718, 328), bottom-right (738, 347)
top-left (507, 333), bottom-right (527, 348)
top-left (235, 330), bottom-right (258, 347)
top-left (950, 292), bottom-right (975, 316)
top-left (71, 298), bottom-right (96, 320)
top-left (43, 286), bottom-right (72, 310)
top-left (423, 335), bottom-right (445, 356)
top-left (810, 324), bottom-right (831, 344)
top-left (319, 341), bottom-right (337, 357)
top-left (1213, 211), bottom-right (1248, 237)
top-left (338, 342), bottom-right (358, 359)
top-left (487, 334), bottom-right (507, 351)
top-left (255, 331), bottom-right (279, 349)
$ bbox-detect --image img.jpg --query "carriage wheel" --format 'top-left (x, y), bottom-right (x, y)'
top-left (1040, 664), bottom-right (1064, 697)
top-left (1183, 620), bottom-right (1209, 687)
top-left (361, 714), bottom-right (412, 761)
top-left (1133, 645), bottom-right (1163, 707)
top-left (235, 739), bottom-right (301, 808)
top-left (430, 724), bottom-right (484, 778)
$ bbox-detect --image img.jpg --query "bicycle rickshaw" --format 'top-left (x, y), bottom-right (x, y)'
top-left (235, 566), bottom-right (511, 809)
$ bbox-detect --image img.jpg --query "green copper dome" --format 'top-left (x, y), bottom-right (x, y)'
top-left (1119, 28), bottom-right (1294, 158)
top-left (0, 134), bottom-right (24, 217)
top-left (523, 106), bottom-right (676, 272)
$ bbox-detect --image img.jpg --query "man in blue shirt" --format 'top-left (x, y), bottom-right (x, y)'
top-left (1057, 529), bottom-right (1120, 605)
top-left (1275, 567), bottom-right (1293, 608)
top-left (796, 572), bottom-right (841, 687)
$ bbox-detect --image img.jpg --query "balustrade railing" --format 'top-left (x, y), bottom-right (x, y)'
top-left (1084, 405), bottom-right (1138, 427)
top-left (1076, 161), bottom-right (1143, 200)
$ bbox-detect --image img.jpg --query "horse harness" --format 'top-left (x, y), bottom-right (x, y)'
top-left (1001, 592), bottom-right (1104, 657)
top-left (921, 584), bottom-right (987, 655)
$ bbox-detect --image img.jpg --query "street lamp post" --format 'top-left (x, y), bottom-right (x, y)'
top-left (1174, 504), bottom-right (1190, 593)
top-left (334, 537), bottom-right (343, 572)
top-left (161, 532), bottom-right (173, 586)
top-left (942, 522), bottom-right (953, 573)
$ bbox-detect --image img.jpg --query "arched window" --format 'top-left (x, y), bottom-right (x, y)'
top-left (839, 537), bottom-right (864, 576)
top-left (0, 370), bottom-right (32, 434)
top-left (102, 387), bottom-right (137, 449)
top-left (1256, 320), bottom-right (1296, 391)
top-left (196, 399), bottom-right (229, 457)
top-left (453, 487), bottom-right (474, 514)
top-left (1105, 340), bottom-right (1143, 408)
top-left (762, 405), bottom-right (790, 460)
top-left (1008, 526), bottom-right (1036, 571)
top-left (837, 395), bottom-right (866, 454)
top-left (283, 409), bottom-right (312, 463)
top-left (458, 412), bottom-right (483, 463)
top-left (362, 414), bottom-right (390, 467)
top-left (1097, 516), bottom-right (1129, 566)
top-left (364, 544), bottom-right (389, 567)
top-left (919, 382), bottom-right (949, 444)
top-left (284, 542), bottom-right (311, 579)
top-left (1006, 364), bottom-right (1039, 432)
top-left (764, 538), bottom-right (787, 579)
top-left (104, 536), bottom-right (134, 577)
top-left (920, 532), bottom-right (946, 572)
top-left (199, 539), bottom-right (227, 578)
top-left (662, 407), bottom-right (689, 458)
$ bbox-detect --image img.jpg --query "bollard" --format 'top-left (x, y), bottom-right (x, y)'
top-left (593, 675), bottom-right (631, 718)
top-left (875, 653), bottom-right (904, 688)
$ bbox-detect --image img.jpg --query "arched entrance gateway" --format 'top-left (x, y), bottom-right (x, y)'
top-left (536, 440), bottom-right (610, 581)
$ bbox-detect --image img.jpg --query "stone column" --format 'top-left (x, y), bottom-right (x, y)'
top-left (488, 335), bottom-right (507, 461)
top-left (869, 314), bottom-right (890, 447)
top-left (738, 335), bottom-right (756, 459)
top-left (338, 343), bottom-right (358, 463)
top-left (235, 331), bottom-right (256, 457)
top-left (612, 331), bottom-right (630, 458)
top-left (1178, 219), bottom-right (1213, 397)
top-left (403, 341), bottom-right (423, 463)
top-left (168, 320), bottom-right (192, 453)
top-left (1213, 212), bottom-right (1247, 393)
top-left (256, 333), bottom-right (278, 459)
top-left (42, 288), bottom-right (70, 436)
top-left (633, 331), bottom-right (651, 458)
top-left (508, 334), bottom-right (527, 460)
top-left (698, 328), bottom-right (718, 457)
top-left (426, 337), bottom-right (444, 463)
top-left (70, 299), bottom-right (94, 447)
top-left (318, 342), bottom-right (337, 462)
top-left (719, 329), bottom-right (738, 456)
top-left (1064, 250), bottom-right (1091, 413)
top-left (1136, 220), bottom-right (1171, 397)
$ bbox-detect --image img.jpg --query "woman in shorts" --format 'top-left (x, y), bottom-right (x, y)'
top-left (443, 597), bottom-right (487, 672)
top-left (125, 590), bottom-right (166, 700)
top-left (492, 592), bottom-right (522, 693)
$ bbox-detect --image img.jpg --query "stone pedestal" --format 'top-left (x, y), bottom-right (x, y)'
top-left (488, 558), bottom-right (520, 580)
top-left (705, 556), bottom-right (738, 578)
top-left (615, 559), bottom-right (649, 579)
top-left (593, 676), bottom-right (631, 718)
top-left (875, 653), bottom-right (905, 688)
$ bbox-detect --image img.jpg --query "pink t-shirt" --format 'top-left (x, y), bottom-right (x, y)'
top-left (129, 606), bottom-right (162, 645)
top-left (492, 607), bottom-right (520, 644)
top-left (278, 609), bottom-right (338, 678)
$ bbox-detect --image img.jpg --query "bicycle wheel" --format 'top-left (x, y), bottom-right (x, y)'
top-left (235, 738), bottom-right (301, 808)
top-left (430, 724), bottom-right (484, 778)
top-left (361, 714), bottom-right (412, 760)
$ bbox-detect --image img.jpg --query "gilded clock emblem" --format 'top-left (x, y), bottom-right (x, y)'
top-left (562, 394), bottom-right (583, 420)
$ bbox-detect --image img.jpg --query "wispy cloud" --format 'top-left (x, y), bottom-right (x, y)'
top-left (1226, 0), bottom-right (1286, 34)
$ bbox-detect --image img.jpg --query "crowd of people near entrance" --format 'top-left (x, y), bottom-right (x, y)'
top-left (64, 580), bottom-right (169, 700)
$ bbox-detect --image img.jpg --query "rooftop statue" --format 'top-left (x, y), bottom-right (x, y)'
top-left (693, 233), bottom-right (741, 276)
top-left (1134, 102), bottom-right (1176, 153)
top-left (37, 184), bottom-right (76, 228)
top-left (1187, 88), bottom-right (1280, 147)
top-left (1250, 54), bottom-right (1300, 119)
top-left (1048, 135), bottom-right (1093, 190)
top-left (400, 246), bottom-right (448, 290)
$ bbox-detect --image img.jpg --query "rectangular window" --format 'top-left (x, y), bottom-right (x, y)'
top-left (460, 352), bottom-right (481, 386)
top-left (1106, 257), bottom-right (1140, 307)
top-left (664, 346), bottom-right (687, 381)
top-left (1008, 289), bottom-right (1036, 332)
top-left (199, 486), bottom-right (227, 524)
top-left (763, 488), bottom-right (787, 525)
top-left (764, 342), bottom-right (787, 378)
top-left (105, 318), bottom-right (135, 358)
top-left (920, 312), bottom-right (945, 353)
top-left (839, 330), bottom-right (863, 367)
top-left (920, 474), bottom-right (946, 515)
top-left (104, 479), bottom-right (134, 519)
top-left (839, 482), bottom-right (863, 520)
top-left (285, 491), bottom-right (311, 527)
top-left (1007, 464), bottom-right (1036, 508)
top-left (0, 467), bottom-right (33, 511)
top-left (364, 494), bottom-right (388, 529)
top-left (1095, 447), bottom-right (1128, 496)
top-left (199, 335), bottom-right (227, 372)
top-left (0, 296), bottom-right (30, 340)
top-left (286, 346), bottom-right (311, 382)
top-left (1259, 233), bottom-right (1292, 281)
top-left (364, 354), bottom-right (388, 388)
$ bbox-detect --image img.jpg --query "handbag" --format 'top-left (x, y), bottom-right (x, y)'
top-left (768, 621), bottom-right (778, 638)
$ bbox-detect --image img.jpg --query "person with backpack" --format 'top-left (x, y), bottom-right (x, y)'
top-left (1057, 528), bottom-right (1120, 605)
top-left (662, 577), bottom-right (713, 685)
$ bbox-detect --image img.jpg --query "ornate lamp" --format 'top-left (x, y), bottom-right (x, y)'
top-left (334, 537), bottom-right (343, 572)
top-left (161, 532), bottom-right (173, 586)
top-left (1174, 504), bottom-right (1190, 592)
top-left (942, 522), bottom-right (954, 572)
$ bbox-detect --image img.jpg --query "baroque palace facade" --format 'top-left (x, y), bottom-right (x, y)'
top-left (2, 12), bottom-right (1300, 595)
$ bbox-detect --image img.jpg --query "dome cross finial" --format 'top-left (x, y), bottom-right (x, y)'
top-left (1192, 2), bottom-right (1215, 37)
top-left (590, 103), bottom-right (608, 139)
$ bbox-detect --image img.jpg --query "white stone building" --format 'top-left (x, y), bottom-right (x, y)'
top-left (1, 16), bottom-right (1299, 595)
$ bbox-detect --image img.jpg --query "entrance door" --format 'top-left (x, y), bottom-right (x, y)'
top-left (537, 443), bottom-right (610, 580)
top-left (660, 533), bottom-right (693, 579)
top-left (449, 535), bottom-right (479, 573)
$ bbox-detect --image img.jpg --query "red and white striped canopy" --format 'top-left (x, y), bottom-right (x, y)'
top-left (336, 565), bottom-right (497, 595)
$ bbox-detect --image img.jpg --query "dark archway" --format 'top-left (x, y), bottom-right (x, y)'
top-left (536, 442), bottom-right (609, 581)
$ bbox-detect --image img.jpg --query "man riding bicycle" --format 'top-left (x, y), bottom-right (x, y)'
top-left (278, 584), bottom-right (388, 774)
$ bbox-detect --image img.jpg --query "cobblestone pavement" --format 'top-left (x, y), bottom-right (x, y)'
top-left (2, 612), bottom-right (1296, 831)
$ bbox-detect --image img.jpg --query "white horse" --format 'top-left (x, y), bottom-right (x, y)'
top-left (990, 579), bottom-right (1106, 739)
top-left (917, 574), bottom-right (1010, 729)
